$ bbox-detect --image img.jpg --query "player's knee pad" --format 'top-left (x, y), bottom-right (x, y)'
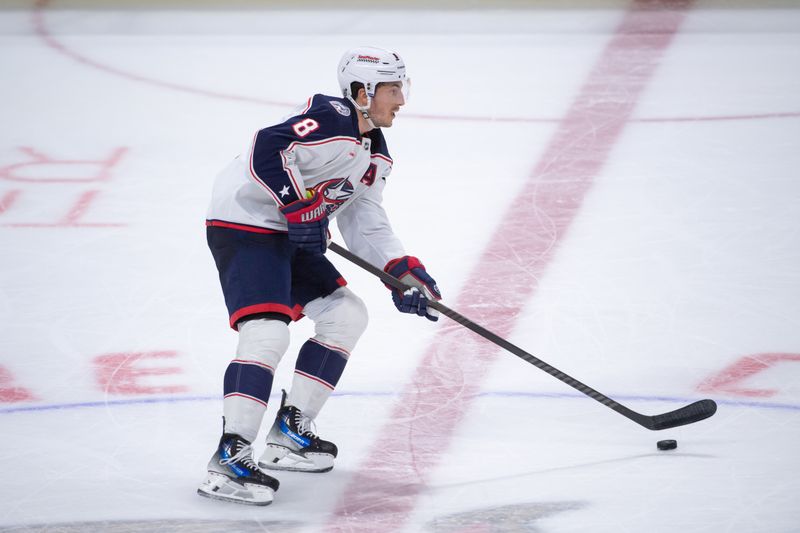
top-left (236, 318), bottom-right (290, 368)
top-left (304, 287), bottom-right (368, 353)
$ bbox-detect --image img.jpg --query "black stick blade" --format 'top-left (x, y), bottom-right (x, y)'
top-left (646, 399), bottom-right (717, 430)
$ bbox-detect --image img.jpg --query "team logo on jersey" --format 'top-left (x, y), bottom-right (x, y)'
top-left (329, 100), bottom-right (351, 117)
top-left (317, 178), bottom-right (355, 215)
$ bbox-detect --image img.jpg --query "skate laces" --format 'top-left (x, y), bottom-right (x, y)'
top-left (293, 410), bottom-right (318, 439)
top-left (220, 438), bottom-right (258, 469)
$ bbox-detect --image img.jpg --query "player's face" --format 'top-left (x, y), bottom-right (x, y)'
top-left (369, 82), bottom-right (405, 128)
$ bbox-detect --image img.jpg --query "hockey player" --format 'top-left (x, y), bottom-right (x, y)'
top-left (197, 47), bottom-right (442, 506)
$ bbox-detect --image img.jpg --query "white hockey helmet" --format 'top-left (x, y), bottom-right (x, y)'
top-left (337, 46), bottom-right (410, 106)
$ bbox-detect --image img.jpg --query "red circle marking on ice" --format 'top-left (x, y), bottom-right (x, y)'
top-left (30, 0), bottom-right (800, 124)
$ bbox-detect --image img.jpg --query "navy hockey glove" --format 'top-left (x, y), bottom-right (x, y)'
top-left (384, 256), bottom-right (442, 322)
top-left (279, 188), bottom-right (329, 253)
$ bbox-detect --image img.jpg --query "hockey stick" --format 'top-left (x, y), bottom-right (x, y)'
top-left (328, 242), bottom-right (717, 431)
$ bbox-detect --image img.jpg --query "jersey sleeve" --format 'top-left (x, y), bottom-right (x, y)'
top-left (336, 176), bottom-right (405, 269)
top-left (248, 95), bottom-right (357, 206)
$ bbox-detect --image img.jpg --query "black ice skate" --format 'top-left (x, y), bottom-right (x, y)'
top-left (197, 433), bottom-right (280, 506)
top-left (258, 390), bottom-right (338, 473)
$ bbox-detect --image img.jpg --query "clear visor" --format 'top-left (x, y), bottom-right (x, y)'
top-left (401, 77), bottom-right (412, 102)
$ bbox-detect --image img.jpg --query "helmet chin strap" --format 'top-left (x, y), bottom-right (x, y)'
top-left (347, 95), bottom-right (376, 131)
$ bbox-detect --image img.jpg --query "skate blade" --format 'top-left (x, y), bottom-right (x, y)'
top-left (259, 444), bottom-right (334, 473)
top-left (197, 472), bottom-right (274, 506)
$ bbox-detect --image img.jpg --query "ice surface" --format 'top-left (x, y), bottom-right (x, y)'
top-left (1, 3), bottom-right (799, 532)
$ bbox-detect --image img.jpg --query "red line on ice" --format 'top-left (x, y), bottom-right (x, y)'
top-left (325, 1), bottom-right (694, 530)
top-left (30, 0), bottom-right (293, 108)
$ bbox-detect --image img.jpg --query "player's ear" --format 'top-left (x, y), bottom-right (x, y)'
top-left (357, 86), bottom-right (368, 106)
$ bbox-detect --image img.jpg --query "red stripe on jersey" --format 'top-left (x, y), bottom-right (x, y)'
top-left (370, 153), bottom-right (393, 165)
top-left (301, 96), bottom-right (314, 114)
top-left (205, 220), bottom-right (285, 234)
top-left (285, 136), bottom-right (360, 151)
top-left (230, 303), bottom-right (301, 329)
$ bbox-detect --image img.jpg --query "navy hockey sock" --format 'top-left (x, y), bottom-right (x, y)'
top-left (223, 359), bottom-right (275, 441)
top-left (294, 339), bottom-right (348, 392)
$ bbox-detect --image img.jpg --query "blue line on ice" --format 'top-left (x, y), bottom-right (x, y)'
top-left (0, 391), bottom-right (797, 415)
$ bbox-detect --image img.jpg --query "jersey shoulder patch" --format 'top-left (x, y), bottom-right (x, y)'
top-left (328, 99), bottom-right (351, 116)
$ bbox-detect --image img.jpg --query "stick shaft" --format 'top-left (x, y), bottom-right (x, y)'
top-left (328, 242), bottom-right (716, 430)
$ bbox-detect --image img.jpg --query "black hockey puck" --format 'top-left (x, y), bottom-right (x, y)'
top-left (657, 439), bottom-right (677, 451)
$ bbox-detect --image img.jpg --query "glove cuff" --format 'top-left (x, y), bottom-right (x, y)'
top-left (279, 189), bottom-right (326, 224)
top-left (384, 255), bottom-right (424, 274)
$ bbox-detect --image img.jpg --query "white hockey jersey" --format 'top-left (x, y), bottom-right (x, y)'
top-left (206, 94), bottom-right (405, 269)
